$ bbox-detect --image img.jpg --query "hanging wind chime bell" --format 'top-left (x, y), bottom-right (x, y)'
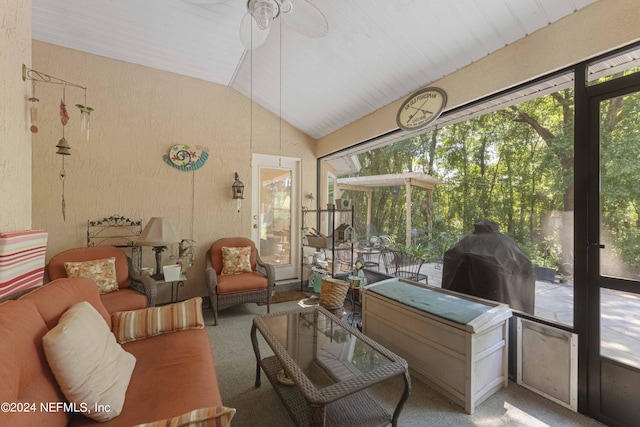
top-left (28, 82), bottom-right (39, 133)
top-left (22, 64), bottom-right (96, 223)
top-left (56, 137), bottom-right (71, 155)
top-left (57, 91), bottom-right (71, 221)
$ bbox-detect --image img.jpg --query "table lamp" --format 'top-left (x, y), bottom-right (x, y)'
top-left (137, 217), bottom-right (180, 279)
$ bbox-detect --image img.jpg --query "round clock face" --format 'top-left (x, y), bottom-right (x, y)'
top-left (396, 87), bottom-right (447, 131)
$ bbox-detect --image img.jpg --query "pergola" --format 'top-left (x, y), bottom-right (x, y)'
top-left (336, 171), bottom-right (442, 246)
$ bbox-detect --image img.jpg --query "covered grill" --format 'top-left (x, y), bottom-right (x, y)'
top-left (442, 220), bottom-right (535, 314)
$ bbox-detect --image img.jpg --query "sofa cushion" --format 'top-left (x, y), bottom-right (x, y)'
top-left (20, 277), bottom-right (112, 329)
top-left (43, 301), bottom-right (136, 422)
top-left (221, 246), bottom-right (252, 275)
top-left (133, 406), bottom-right (236, 427)
top-left (112, 297), bottom-right (204, 344)
top-left (0, 300), bottom-right (70, 427)
top-left (64, 257), bottom-right (119, 294)
top-left (217, 271), bottom-right (268, 294)
top-left (70, 329), bottom-right (223, 426)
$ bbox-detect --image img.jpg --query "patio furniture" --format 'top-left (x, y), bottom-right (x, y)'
top-left (47, 245), bottom-right (157, 312)
top-left (205, 237), bottom-right (275, 325)
top-left (251, 305), bottom-right (411, 427)
top-left (380, 248), bottom-right (428, 283)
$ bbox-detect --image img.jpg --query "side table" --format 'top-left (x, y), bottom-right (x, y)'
top-left (155, 273), bottom-right (187, 303)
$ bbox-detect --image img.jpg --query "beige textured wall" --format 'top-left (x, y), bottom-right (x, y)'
top-left (316, 0), bottom-right (640, 157)
top-left (31, 42), bottom-right (316, 302)
top-left (0, 0), bottom-right (32, 232)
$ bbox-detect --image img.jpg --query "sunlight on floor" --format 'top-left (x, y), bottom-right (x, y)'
top-left (497, 402), bottom-right (550, 427)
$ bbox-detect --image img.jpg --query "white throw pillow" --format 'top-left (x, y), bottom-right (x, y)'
top-left (43, 301), bottom-right (136, 422)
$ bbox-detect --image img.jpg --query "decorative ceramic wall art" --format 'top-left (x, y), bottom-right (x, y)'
top-left (163, 144), bottom-right (209, 171)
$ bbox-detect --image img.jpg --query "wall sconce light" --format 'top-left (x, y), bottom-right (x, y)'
top-left (232, 172), bottom-right (245, 211)
top-left (306, 193), bottom-right (314, 201)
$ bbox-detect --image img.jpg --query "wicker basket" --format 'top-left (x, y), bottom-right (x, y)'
top-left (319, 277), bottom-right (349, 310)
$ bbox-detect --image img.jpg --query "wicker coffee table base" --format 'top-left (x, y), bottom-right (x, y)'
top-left (252, 306), bottom-right (410, 427)
top-left (261, 356), bottom-right (391, 427)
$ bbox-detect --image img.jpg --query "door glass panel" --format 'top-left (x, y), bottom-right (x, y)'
top-left (600, 288), bottom-right (640, 369)
top-left (599, 92), bottom-right (640, 280)
top-left (260, 168), bottom-right (292, 266)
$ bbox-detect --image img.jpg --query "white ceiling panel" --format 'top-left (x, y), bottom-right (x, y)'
top-left (32, 0), bottom-right (598, 140)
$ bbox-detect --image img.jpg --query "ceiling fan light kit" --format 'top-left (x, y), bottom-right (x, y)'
top-left (248, 0), bottom-right (280, 30)
top-left (241, 0), bottom-right (328, 50)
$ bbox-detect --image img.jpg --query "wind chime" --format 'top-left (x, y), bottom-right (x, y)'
top-left (22, 65), bottom-right (94, 221)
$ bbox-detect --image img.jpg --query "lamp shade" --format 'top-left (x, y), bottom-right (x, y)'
top-left (137, 217), bottom-right (180, 246)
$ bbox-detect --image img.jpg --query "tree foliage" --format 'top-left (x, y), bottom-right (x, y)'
top-left (349, 89), bottom-right (640, 280)
top-left (342, 87), bottom-right (640, 277)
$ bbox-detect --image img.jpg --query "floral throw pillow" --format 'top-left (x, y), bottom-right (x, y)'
top-left (64, 257), bottom-right (119, 294)
top-left (221, 246), bottom-right (252, 275)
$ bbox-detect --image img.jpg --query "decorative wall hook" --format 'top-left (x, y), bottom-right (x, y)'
top-left (22, 64), bottom-right (94, 141)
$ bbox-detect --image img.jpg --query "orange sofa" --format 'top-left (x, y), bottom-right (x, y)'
top-left (0, 278), bottom-right (233, 426)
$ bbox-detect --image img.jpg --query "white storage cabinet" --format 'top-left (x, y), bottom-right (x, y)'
top-left (362, 278), bottom-right (512, 414)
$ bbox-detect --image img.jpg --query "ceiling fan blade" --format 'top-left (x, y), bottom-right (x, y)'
top-left (282, 0), bottom-right (328, 38)
top-left (240, 11), bottom-right (270, 50)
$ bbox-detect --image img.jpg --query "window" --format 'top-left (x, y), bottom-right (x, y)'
top-left (324, 79), bottom-right (575, 327)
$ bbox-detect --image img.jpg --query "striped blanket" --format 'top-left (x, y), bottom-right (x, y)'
top-left (0, 230), bottom-right (48, 299)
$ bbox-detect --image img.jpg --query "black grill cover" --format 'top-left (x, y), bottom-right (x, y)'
top-left (442, 220), bottom-right (535, 314)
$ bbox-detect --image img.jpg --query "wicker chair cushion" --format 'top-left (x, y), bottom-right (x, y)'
top-left (64, 257), bottom-right (118, 294)
top-left (216, 272), bottom-right (268, 294)
top-left (48, 246), bottom-right (131, 289)
top-left (210, 238), bottom-right (257, 274)
top-left (221, 246), bottom-right (252, 275)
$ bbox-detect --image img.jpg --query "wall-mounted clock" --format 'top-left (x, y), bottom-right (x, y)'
top-left (396, 87), bottom-right (447, 131)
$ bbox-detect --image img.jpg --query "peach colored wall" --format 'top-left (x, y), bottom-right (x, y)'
top-left (0, 0), bottom-right (32, 232)
top-left (31, 41), bottom-right (316, 302)
top-left (316, 0), bottom-right (640, 157)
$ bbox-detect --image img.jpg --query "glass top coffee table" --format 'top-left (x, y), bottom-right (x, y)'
top-left (251, 306), bottom-right (411, 427)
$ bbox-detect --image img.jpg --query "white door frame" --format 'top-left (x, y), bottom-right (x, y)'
top-left (251, 153), bottom-right (300, 281)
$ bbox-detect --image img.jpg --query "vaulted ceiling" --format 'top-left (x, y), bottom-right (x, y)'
top-left (32, 0), bottom-right (598, 140)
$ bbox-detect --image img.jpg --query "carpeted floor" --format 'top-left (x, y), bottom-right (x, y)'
top-left (257, 290), bottom-right (309, 305)
top-left (204, 300), bottom-right (605, 427)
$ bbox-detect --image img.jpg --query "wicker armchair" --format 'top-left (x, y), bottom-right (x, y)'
top-left (206, 237), bottom-right (275, 325)
top-left (47, 245), bottom-right (157, 311)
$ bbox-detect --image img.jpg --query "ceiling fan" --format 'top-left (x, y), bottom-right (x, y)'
top-left (240, 0), bottom-right (328, 49)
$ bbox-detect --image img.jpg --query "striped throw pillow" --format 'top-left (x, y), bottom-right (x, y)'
top-left (133, 406), bottom-right (236, 427)
top-left (112, 297), bottom-right (204, 344)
